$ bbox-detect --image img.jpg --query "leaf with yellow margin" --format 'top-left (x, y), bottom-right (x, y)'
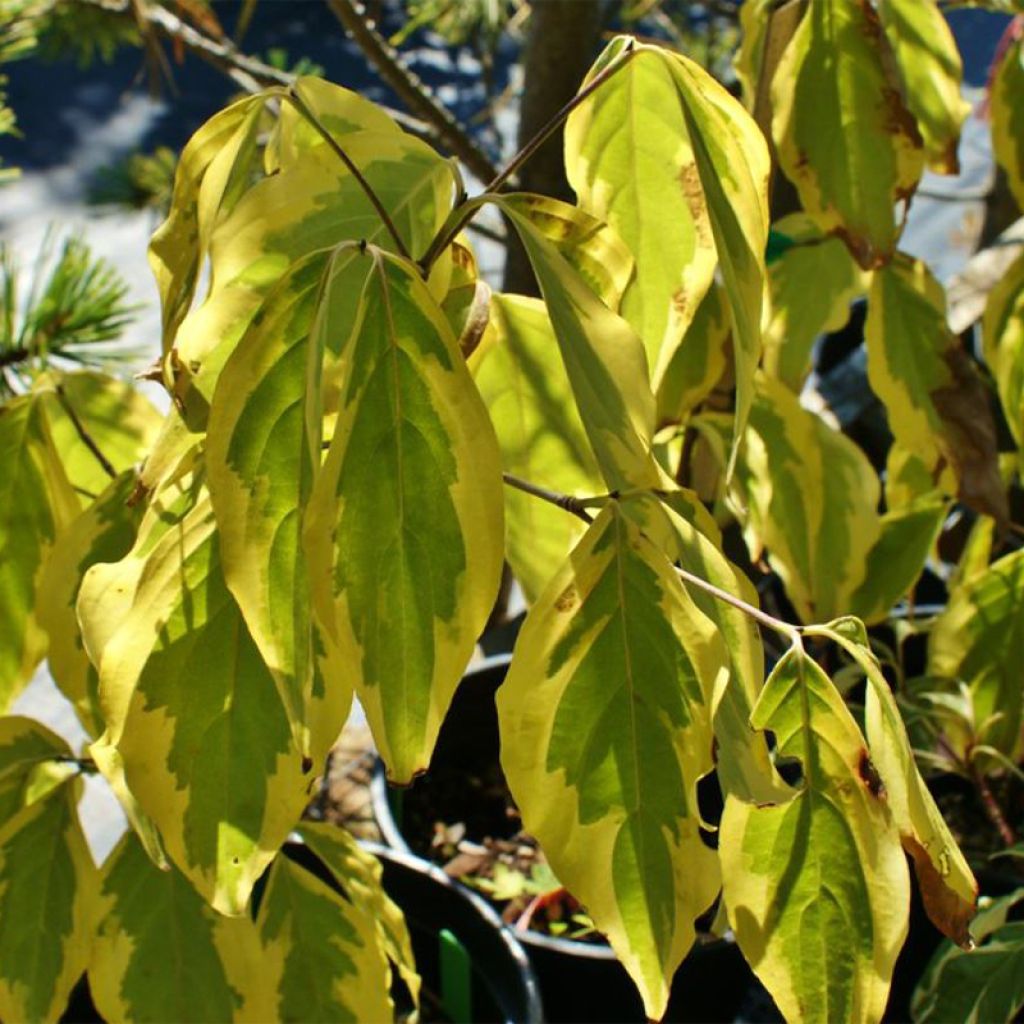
top-left (720, 646), bottom-right (910, 1024)
top-left (806, 617), bottom-right (977, 947)
top-left (474, 293), bottom-right (603, 602)
top-left (497, 499), bottom-right (724, 1019)
top-left (983, 249), bottom-right (1024, 473)
top-left (304, 248), bottom-right (503, 783)
top-left (771, 0), bottom-right (924, 268)
top-left (992, 35), bottom-right (1024, 211)
top-left (878, 0), bottom-right (970, 175)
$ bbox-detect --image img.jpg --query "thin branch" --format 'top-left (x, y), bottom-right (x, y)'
top-left (74, 0), bottom-right (427, 134)
top-left (325, 0), bottom-right (499, 183)
top-left (285, 89), bottom-right (411, 260)
top-left (502, 472), bottom-right (593, 524)
top-left (418, 41), bottom-right (639, 273)
top-left (502, 472), bottom-right (803, 642)
top-left (971, 761), bottom-right (1018, 848)
top-left (54, 384), bottom-right (117, 480)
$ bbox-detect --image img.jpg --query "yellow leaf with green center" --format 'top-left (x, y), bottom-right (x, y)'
top-left (474, 293), bottom-right (603, 602)
top-left (206, 250), bottom-right (363, 759)
top-left (0, 394), bottom-right (79, 709)
top-left (89, 831), bottom-right (267, 1023)
top-left (762, 214), bottom-right (866, 391)
top-left (805, 617), bottom-right (976, 946)
top-left (150, 93), bottom-right (269, 354)
top-left (734, 375), bottom-right (880, 622)
top-left (174, 128), bottom-right (454, 410)
top-left (867, 254), bottom-right (1005, 522)
top-left (734, 0), bottom-right (773, 110)
top-left (298, 823), bottom-right (419, 1007)
top-left (305, 247), bottom-right (503, 783)
top-left (493, 193), bottom-right (661, 492)
top-left (929, 548), bottom-right (1024, 759)
top-left (36, 471), bottom-right (143, 738)
top-left (32, 371), bottom-right (161, 499)
top-left (497, 499), bottom-right (725, 1019)
top-left (983, 249), bottom-right (1024, 473)
top-left (0, 717), bottom-right (76, 830)
top-left (878, 0), bottom-right (970, 174)
top-left (89, 469), bottom-right (319, 914)
top-left (0, 775), bottom-right (97, 1024)
top-left (772, 0), bottom-right (924, 268)
top-left (993, 36), bottom-right (1024, 211)
top-left (567, 39), bottom-right (769, 464)
top-left (655, 280), bottom-right (729, 425)
top-left (257, 846), bottom-right (393, 1023)
top-left (720, 647), bottom-right (910, 1024)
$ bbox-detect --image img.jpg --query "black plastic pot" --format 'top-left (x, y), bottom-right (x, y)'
top-left (371, 655), bottom-right (760, 1023)
top-left (282, 838), bottom-right (544, 1024)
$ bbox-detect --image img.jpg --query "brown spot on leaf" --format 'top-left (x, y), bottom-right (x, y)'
top-left (554, 584), bottom-right (578, 613)
top-left (677, 163), bottom-right (713, 248)
top-left (458, 281), bottom-right (491, 360)
top-left (671, 287), bottom-right (688, 319)
top-left (931, 344), bottom-right (1009, 526)
top-left (903, 834), bottom-right (977, 948)
top-left (857, 749), bottom-right (885, 799)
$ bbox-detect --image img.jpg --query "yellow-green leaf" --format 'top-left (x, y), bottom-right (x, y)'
top-left (90, 831), bottom-right (266, 1023)
top-left (982, 249), bottom-right (1024, 472)
top-left (257, 846), bottom-right (393, 1023)
top-left (298, 823), bottom-right (419, 1006)
top-left (474, 293), bottom-right (603, 602)
top-left (0, 394), bottom-right (79, 709)
top-left (0, 777), bottom-right (97, 1024)
top-left (878, 0), bottom-right (970, 174)
top-left (34, 371), bottom-right (161, 498)
top-left (867, 254), bottom-right (1006, 523)
top-left (566, 41), bottom-right (718, 384)
top-left (655, 280), bottom-right (730, 426)
top-left (174, 127), bottom-right (454, 410)
top-left (720, 647), bottom-right (910, 1024)
top-left (494, 193), bottom-right (661, 492)
top-left (762, 214), bottom-right (866, 391)
top-left (929, 547), bottom-right (1024, 759)
top-left (497, 500), bottom-right (724, 1019)
top-left (36, 471), bottom-right (142, 737)
top-left (734, 375), bottom-right (880, 622)
top-left (305, 247), bottom-right (504, 783)
top-left (149, 93), bottom-right (269, 354)
top-left (992, 35), bottom-right (1024, 211)
top-left (772, 0), bottom-right (925, 268)
top-left (0, 716), bottom-right (76, 828)
top-left (89, 471), bottom-right (316, 914)
top-left (806, 618), bottom-right (976, 946)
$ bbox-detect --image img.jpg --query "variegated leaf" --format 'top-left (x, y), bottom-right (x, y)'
top-left (474, 293), bottom-right (603, 602)
top-left (256, 845), bottom-right (394, 1023)
top-left (497, 499), bottom-right (724, 1018)
top-left (493, 193), bottom-right (662, 492)
top-left (992, 34), bottom-right (1024, 211)
top-left (720, 646), bottom-right (910, 1024)
top-left (0, 774), bottom-right (97, 1024)
top-left (878, 0), bottom-right (970, 174)
top-left (929, 547), bottom-right (1024, 759)
top-left (87, 469), bottom-right (321, 914)
top-left (762, 214), bottom-right (866, 391)
top-left (0, 394), bottom-right (80, 709)
top-left (806, 618), bottom-right (976, 946)
top-left (867, 254), bottom-right (1006, 523)
top-left (305, 247), bottom-right (503, 783)
top-left (771, 0), bottom-right (925, 268)
top-left (89, 831), bottom-right (267, 1023)
top-left (36, 471), bottom-right (142, 738)
top-left (734, 375), bottom-right (880, 622)
top-left (982, 249), bottom-right (1024, 472)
